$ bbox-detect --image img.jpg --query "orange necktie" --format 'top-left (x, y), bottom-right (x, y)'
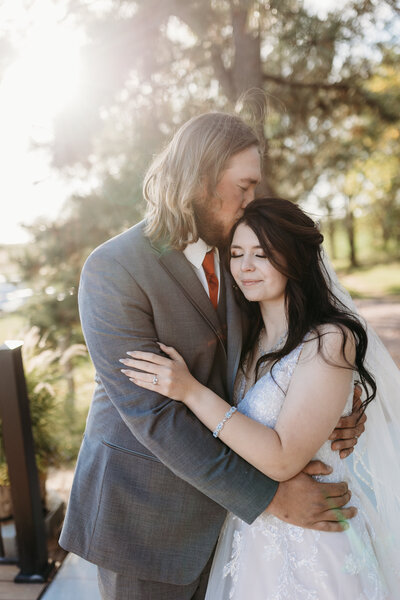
top-left (202, 250), bottom-right (219, 310)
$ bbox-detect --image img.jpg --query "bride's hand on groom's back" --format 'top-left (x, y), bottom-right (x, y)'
top-left (266, 461), bottom-right (357, 532)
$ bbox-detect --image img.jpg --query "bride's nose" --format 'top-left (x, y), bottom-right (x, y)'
top-left (240, 255), bottom-right (255, 271)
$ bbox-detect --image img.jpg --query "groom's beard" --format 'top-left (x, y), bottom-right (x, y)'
top-left (193, 199), bottom-right (230, 249)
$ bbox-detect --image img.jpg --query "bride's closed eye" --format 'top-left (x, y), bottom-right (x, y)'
top-left (230, 252), bottom-right (268, 259)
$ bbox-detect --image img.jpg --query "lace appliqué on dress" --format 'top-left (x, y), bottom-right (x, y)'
top-left (223, 529), bottom-right (242, 598)
top-left (218, 343), bottom-right (389, 600)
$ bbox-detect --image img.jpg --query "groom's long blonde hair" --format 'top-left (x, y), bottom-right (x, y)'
top-left (143, 112), bottom-right (260, 250)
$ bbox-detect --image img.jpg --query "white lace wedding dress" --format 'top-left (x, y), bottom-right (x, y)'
top-left (205, 342), bottom-right (391, 600)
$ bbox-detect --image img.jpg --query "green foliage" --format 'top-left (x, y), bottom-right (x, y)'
top-left (0, 327), bottom-right (88, 485)
top-left (52, 0), bottom-right (400, 229)
top-left (323, 214), bottom-right (399, 270)
top-left (0, 314), bottom-right (27, 344)
top-left (10, 0), bottom-right (400, 344)
top-left (24, 370), bottom-right (61, 475)
top-left (15, 137), bottom-right (149, 340)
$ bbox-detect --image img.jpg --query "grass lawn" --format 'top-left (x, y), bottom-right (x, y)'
top-left (322, 219), bottom-right (399, 300)
top-left (337, 261), bottom-right (400, 299)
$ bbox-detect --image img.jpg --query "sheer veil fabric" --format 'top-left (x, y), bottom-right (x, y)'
top-left (322, 251), bottom-right (400, 590)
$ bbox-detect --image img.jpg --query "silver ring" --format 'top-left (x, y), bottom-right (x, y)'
top-left (152, 374), bottom-right (158, 385)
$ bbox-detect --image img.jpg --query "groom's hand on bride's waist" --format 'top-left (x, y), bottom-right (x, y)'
top-left (266, 461), bottom-right (357, 532)
top-left (328, 384), bottom-right (366, 459)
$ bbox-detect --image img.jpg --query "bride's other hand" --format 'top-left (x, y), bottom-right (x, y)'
top-left (267, 460), bottom-right (356, 532)
top-left (119, 342), bottom-right (198, 402)
top-left (329, 384), bottom-right (366, 459)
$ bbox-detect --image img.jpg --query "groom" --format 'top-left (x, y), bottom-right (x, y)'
top-left (60, 112), bottom-right (364, 599)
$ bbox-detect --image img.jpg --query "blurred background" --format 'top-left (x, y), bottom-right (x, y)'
top-left (0, 0), bottom-right (399, 494)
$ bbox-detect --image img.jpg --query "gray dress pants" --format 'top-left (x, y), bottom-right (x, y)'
top-left (97, 551), bottom-right (214, 600)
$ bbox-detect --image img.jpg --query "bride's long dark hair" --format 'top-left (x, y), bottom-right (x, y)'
top-left (231, 197), bottom-right (376, 409)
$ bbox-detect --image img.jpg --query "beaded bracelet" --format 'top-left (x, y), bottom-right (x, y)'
top-left (213, 406), bottom-right (237, 438)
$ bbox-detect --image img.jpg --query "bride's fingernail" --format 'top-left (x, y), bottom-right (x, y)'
top-left (119, 359), bottom-right (127, 363)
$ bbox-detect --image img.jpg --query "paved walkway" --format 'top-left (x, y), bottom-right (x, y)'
top-left (0, 564), bottom-right (46, 600)
top-left (0, 554), bottom-right (99, 600)
top-left (355, 298), bottom-right (400, 367)
top-left (41, 554), bottom-right (100, 600)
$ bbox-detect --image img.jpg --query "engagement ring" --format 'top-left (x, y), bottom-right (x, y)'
top-left (152, 374), bottom-right (158, 385)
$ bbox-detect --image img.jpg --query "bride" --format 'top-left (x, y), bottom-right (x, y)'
top-left (121, 197), bottom-right (400, 598)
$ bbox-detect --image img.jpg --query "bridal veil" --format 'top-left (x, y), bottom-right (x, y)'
top-left (322, 251), bottom-right (400, 589)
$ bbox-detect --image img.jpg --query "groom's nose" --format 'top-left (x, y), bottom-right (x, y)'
top-left (242, 191), bottom-right (255, 208)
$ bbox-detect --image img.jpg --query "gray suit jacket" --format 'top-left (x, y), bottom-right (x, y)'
top-left (59, 221), bottom-right (278, 585)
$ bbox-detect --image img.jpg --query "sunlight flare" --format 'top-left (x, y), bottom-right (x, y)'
top-left (4, 9), bottom-right (85, 126)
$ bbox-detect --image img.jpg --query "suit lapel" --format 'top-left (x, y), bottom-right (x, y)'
top-left (158, 248), bottom-right (226, 352)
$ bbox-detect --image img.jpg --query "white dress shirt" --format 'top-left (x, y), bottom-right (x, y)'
top-left (183, 238), bottom-right (221, 302)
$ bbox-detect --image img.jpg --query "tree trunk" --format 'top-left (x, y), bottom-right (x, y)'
top-left (323, 201), bottom-right (337, 260)
top-left (345, 201), bottom-right (358, 268)
top-left (168, 1), bottom-right (276, 194)
top-left (328, 218), bottom-right (337, 260)
top-left (381, 220), bottom-right (390, 251)
top-left (230, 2), bottom-right (274, 194)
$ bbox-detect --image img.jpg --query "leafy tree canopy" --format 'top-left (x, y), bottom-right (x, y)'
top-left (16, 0), bottom-right (400, 335)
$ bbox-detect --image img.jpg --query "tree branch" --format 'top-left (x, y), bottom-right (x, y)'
top-left (263, 73), bottom-right (350, 91)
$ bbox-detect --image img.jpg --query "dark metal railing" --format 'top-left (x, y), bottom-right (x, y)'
top-left (0, 341), bottom-right (53, 582)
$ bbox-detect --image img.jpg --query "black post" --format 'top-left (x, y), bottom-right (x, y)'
top-left (0, 342), bottom-right (52, 582)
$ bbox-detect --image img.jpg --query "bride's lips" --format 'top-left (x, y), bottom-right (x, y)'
top-left (240, 280), bottom-right (262, 286)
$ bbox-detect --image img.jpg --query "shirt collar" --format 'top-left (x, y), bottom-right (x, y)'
top-left (183, 238), bottom-right (219, 270)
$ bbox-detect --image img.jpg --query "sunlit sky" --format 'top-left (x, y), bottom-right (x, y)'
top-left (0, 0), bottom-right (85, 245)
top-left (0, 0), bottom-right (379, 245)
